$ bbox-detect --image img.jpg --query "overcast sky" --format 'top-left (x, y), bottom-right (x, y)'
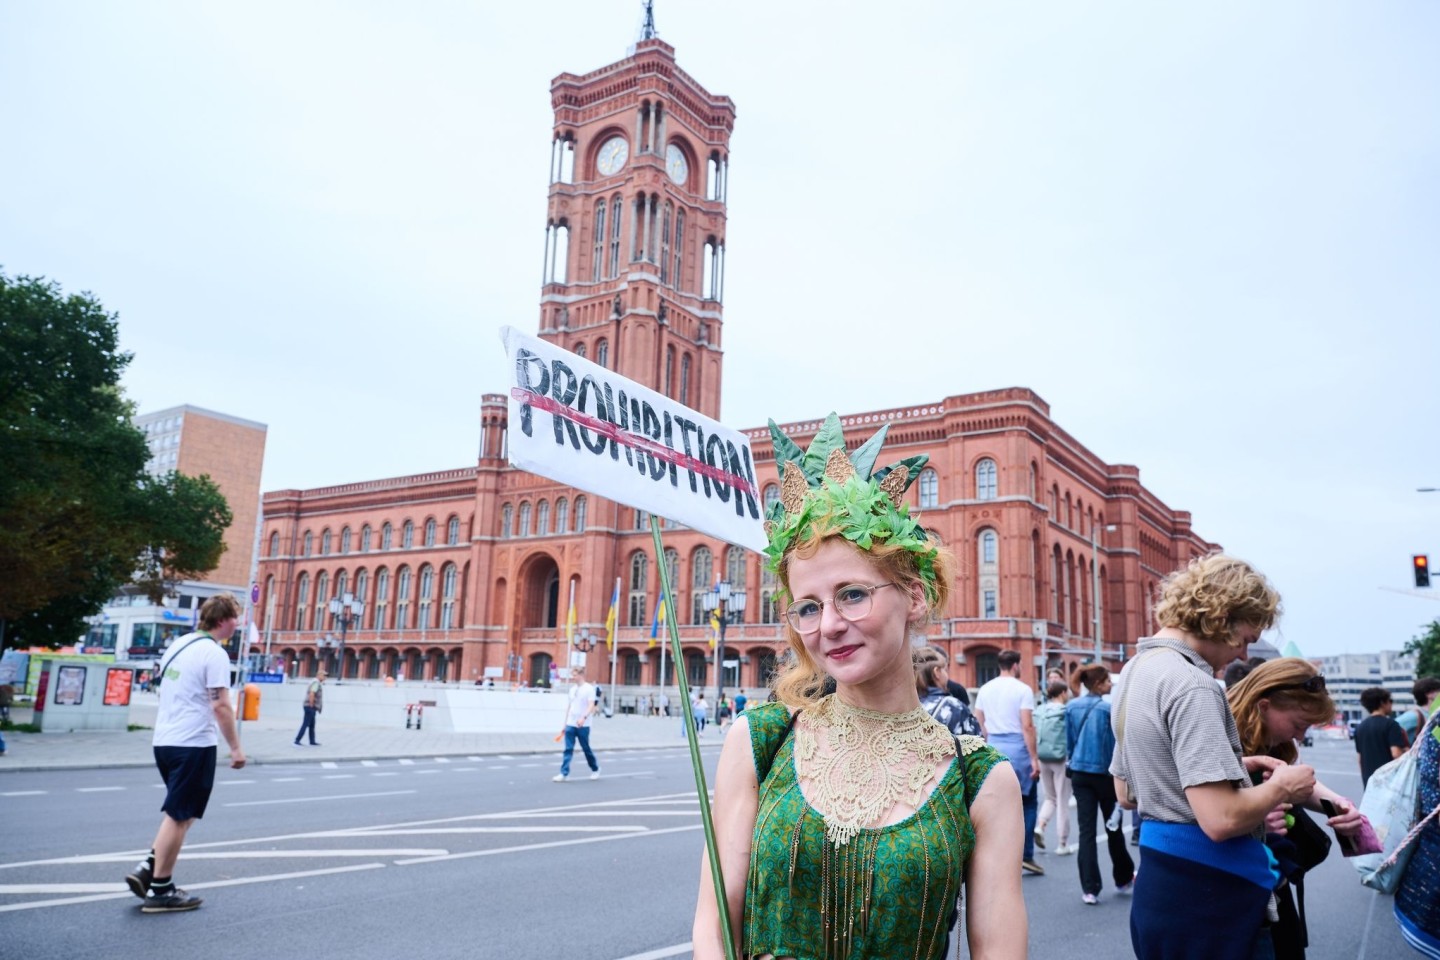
top-left (5, 1), bottom-right (1438, 658)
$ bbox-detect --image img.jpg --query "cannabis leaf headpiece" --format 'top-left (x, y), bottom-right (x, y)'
top-left (763, 413), bottom-right (940, 604)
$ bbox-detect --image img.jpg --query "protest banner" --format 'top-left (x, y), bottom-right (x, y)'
top-left (500, 325), bottom-right (766, 553)
top-left (500, 325), bottom-right (745, 960)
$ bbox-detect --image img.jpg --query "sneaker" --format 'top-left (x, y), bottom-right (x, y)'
top-left (141, 888), bottom-right (202, 913)
top-left (1021, 859), bottom-right (1045, 876)
top-left (1056, 844), bottom-right (1075, 856)
top-left (1116, 880), bottom-right (1135, 895)
top-left (1032, 827), bottom-right (1046, 851)
top-left (589, 769), bottom-right (601, 780)
top-left (1082, 893), bottom-right (1099, 905)
top-left (124, 862), bottom-right (152, 900)
top-left (292, 741), bottom-right (303, 747)
top-left (552, 773), bottom-right (568, 782)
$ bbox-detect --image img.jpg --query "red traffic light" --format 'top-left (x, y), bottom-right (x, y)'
top-left (1416, 554), bottom-right (1432, 588)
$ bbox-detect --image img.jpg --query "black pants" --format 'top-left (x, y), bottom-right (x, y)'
top-left (295, 706), bottom-right (318, 744)
top-left (1071, 770), bottom-right (1135, 895)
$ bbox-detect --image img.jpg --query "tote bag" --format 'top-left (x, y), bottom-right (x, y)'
top-left (1353, 709), bottom-right (1440, 893)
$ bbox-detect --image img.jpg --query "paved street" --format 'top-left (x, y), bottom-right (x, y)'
top-left (0, 716), bottom-right (1417, 959)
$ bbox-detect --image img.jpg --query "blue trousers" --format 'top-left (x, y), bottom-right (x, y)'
top-left (560, 725), bottom-right (597, 776)
top-left (294, 706), bottom-right (318, 744)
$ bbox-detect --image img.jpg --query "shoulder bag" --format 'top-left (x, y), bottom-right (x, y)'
top-left (1354, 707), bottom-right (1440, 893)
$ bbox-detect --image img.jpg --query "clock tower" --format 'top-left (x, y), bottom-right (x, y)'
top-left (537, 31), bottom-right (734, 420)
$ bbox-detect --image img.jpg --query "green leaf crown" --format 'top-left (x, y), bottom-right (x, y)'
top-left (762, 413), bottom-right (939, 604)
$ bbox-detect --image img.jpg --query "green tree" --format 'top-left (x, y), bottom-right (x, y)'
top-left (1406, 619), bottom-right (1440, 680)
top-left (0, 272), bottom-right (232, 650)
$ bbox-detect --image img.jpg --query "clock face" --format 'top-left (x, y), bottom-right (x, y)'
top-left (596, 136), bottom-right (628, 176)
top-left (666, 144), bottom-right (689, 185)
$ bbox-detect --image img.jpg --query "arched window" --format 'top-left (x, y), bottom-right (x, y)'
top-left (763, 484), bottom-right (780, 512)
top-left (628, 551), bottom-right (648, 625)
top-left (1065, 493), bottom-right (1073, 529)
top-left (269, 531), bottom-right (280, 557)
top-left (976, 458), bottom-right (998, 501)
top-left (381, 522), bottom-right (393, 550)
top-left (536, 500), bottom-right (550, 535)
top-left (672, 208), bottom-right (685, 291)
top-left (440, 563), bottom-right (458, 629)
top-left (403, 520), bottom-right (415, 549)
top-left (978, 529), bottom-right (1000, 618)
top-left (555, 498), bottom-right (568, 532)
top-left (1029, 462), bottom-right (1039, 501)
top-left (576, 342), bottom-right (586, 359)
top-left (691, 546), bottom-right (713, 624)
top-left (574, 496), bottom-right (587, 532)
top-left (608, 192), bottom-right (623, 278)
top-left (592, 198), bottom-right (606, 282)
top-left (726, 547), bottom-right (747, 592)
top-left (980, 529), bottom-right (998, 565)
top-left (447, 516), bottom-right (460, 545)
top-left (679, 354), bottom-right (691, 406)
top-left (418, 565), bottom-right (434, 630)
top-left (635, 509), bottom-right (649, 530)
top-left (354, 568), bottom-right (369, 607)
top-left (664, 548), bottom-right (681, 594)
top-left (321, 529), bottom-right (332, 556)
top-left (596, 339), bottom-right (609, 369)
top-left (313, 572), bottom-right (329, 630)
top-left (686, 650), bottom-right (708, 688)
top-left (340, 527), bottom-right (352, 554)
top-left (360, 524), bottom-right (372, 552)
top-left (303, 531), bottom-right (313, 557)
top-left (294, 573), bottom-right (310, 630)
top-left (501, 504), bottom-right (513, 538)
top-left (919, 468), bottom-right (939, 509)
top-left (518, 502), bottom-right (532, 537)
top-left (659, 200), bottom-right (673, 284)
top-left (396, 566), bottom-right (412, 629)
top-left (1049, 485), bottom-right (1059, 519)
top-left (664, 346), bottom-right (675, 397)
top-left (424, 518), bottom-right (436, 547)
top-left (761, 565), bottom-right (780, 624)
top-left (334, 571), bottom-right (349, 617)
top-left (374, 568), bottom-right (390, 629)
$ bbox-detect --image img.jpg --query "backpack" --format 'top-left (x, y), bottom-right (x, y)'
top-left (1035, 701), bottom-right (1068, 762)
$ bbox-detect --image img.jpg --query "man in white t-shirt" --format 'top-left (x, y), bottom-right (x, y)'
top-left (125, 593), bottom-right (246, 913)
top-left (974, 649), bottom-right (1044, 875)
top-left (553, 674), bottom-right (600, 782)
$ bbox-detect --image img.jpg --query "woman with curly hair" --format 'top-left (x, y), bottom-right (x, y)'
top-left (691, 415), bottom-right (1026, 960)
top-left (1110, 554), bottom-right (1316, 960)
top-left (1227, 658), bottom-right (1365, 960)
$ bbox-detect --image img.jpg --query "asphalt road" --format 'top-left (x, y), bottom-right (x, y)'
top-left (0, 733), bottom-right (1417, 959)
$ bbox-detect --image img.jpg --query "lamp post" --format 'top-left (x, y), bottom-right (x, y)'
top-left (328, 592), bottom-right (364, 686)
top-left (702, 581), bottom-right (747, 703)
top-left (1090, 524), bottom-right (1118, 663)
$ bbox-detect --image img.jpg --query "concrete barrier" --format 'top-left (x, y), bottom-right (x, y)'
top-left (250, 680), bottom-right (566, 733)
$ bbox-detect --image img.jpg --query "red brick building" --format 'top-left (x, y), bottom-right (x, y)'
top-left (254, 38), bottom-right (1215, 694)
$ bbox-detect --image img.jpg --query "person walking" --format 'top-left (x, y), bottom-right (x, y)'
top-left (1354, 686), bottom-right (1407, 788)
top-left (914, 645), bottom-right (981, 737)
top-left (1034, 679), bottom-right (1075, 856)
top-left (1065, 666), bottom-right (1134, 903)
top-left (1227, 658), bottom-right (1367, 960)
top-left (693, 694), bottom-right (709, 733)
top-left (1110, 555), bottom-right (1316, 960)
top-left (691, 417), bottom-right (1026, 959)
top-left (553, 673), bottom-right (600, 782)
top-left (734, 691), bottom-right (747, 714)
top-left (975, 648), bottom-right (1045, 875)
top-left (124, 593), bottom-right (246, 913)
top-left (1398, 676), bottom-right (1440, 747)
top-left (293, 669), bottom-right (325, 746)
top-left (716, 695), bottom-right (732, 730)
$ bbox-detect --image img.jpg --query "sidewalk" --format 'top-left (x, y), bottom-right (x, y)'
top-left (0, 695), bottom-right (712, 773)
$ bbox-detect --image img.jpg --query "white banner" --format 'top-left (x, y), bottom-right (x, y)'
top-left (500, 326), bottom-right (767, 553)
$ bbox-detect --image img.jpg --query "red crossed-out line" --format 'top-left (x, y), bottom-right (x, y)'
top-left (511, 388), bottom-right (757, 497)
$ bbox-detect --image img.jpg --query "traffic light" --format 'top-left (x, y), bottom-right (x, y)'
top-left (1416, 554), bottom-right (1432, 588)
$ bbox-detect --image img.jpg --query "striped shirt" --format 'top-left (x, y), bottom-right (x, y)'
top-left (1110, 636), bottom-right (1250, 825)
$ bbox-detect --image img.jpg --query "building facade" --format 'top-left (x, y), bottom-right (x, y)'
top-left (253, 37), bottom-right (1215, 695)
top-left (91, 404), bottom-right (267, 658)
top-left (1312, 650), bottom-right (1419, 724)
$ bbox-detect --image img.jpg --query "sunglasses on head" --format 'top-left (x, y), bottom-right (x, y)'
top-left (1263, 674), bottom-right (1326, 698)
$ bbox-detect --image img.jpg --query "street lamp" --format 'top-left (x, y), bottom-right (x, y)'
top-left (1090, 523), bottom-right (1118, 663)
top-left (702, 581), bottom-right (747, 703)
top-left (328, 592), bottom-right (364, 686)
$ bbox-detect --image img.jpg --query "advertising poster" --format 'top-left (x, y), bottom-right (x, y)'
top-left (104, 668), bottom-right (133, 706)
top-left (55, 665), bottom-right (86, 705)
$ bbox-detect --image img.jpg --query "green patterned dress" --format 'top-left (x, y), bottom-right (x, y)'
top-left (743, 700), bottom-right (1007, 960)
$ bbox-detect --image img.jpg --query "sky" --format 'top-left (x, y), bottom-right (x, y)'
top-left (4, 1), bottom-right (1439, 658)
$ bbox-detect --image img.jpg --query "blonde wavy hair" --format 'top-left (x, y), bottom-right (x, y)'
top-left (770, 519), bottom-right (955, 709)
top-left (1226, 657), bottom-right (1334, 764)
top-left (1153, 554), bottom-right (1280, 648)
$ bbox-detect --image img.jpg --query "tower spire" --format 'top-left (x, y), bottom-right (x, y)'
top-left (638, 0), bottom-right (657, 42)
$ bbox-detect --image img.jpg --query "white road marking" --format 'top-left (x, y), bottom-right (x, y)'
top-left (518, 763), bottom-right (541, 768)
top-left (415, 769), bottom-right (440, 775)
top-left (612, 943), bottom-right (693, 960)
top-left (1, 791), bottom-right (46, 797)
top-left (0, 863), bottom-right (386, 913)
top-left (225, 779), bottom-right (255, 784)
top-left (394, 823), bottom-right (702, 864)
top-left (76, 787), bottom-right (124, 793)
top-left (487, 765), bottom-right (510, 770)
top-left (272, 777), bottom-right (303, 782)
top-left (351, 827), bottom-right (645, 835)
top-left (497, 754), bottom-right (515, 759)
top-left (321, 761), bottom-right (338, 769)
top-left (323, 774), bottom-right (357, 779)
top-left (225, 790), bottom-right (417, 807)
top-left (397, 758), bottom-right (415, 765)
top-left (0, 883), bottom-right (129, 894)
top-left (451, 767), bottom-right (476, 772)
top-left (361, 760), bottom-right (378, 767)
top-left (467, 755), bottom-right (484, 761)
top-left (372, 772), bottom-right (400, 777)
top-left (434, 757), bottom-right (451, 763)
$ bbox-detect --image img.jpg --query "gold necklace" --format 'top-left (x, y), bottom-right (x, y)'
top-left (795, 694), bottom-right (955, 846)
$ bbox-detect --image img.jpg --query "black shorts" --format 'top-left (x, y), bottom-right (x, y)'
top-left (153, 745), bottom-right (217, 821)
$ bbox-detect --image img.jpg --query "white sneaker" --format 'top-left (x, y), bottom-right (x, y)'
top-left (589, 769), bottom-right (601, 780)
top-left (1056, 844), bottom-right (1075, 856)
top-left (552, 773), bottom-right (567, 782)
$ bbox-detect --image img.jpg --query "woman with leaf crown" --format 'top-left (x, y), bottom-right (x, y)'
top-left (692, 414), bottom-right (1028, 960)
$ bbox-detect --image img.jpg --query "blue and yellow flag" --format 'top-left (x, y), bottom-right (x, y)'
top-left (649, 595), bottom-right (667, 647)
top-left (604, 580), bottom-right (620, 649)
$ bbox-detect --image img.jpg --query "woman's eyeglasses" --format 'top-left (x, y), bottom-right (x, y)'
top-left (785, 582), bottom-right (898, 633)
top-left (1264, 675), bottom-right (1327, 698)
